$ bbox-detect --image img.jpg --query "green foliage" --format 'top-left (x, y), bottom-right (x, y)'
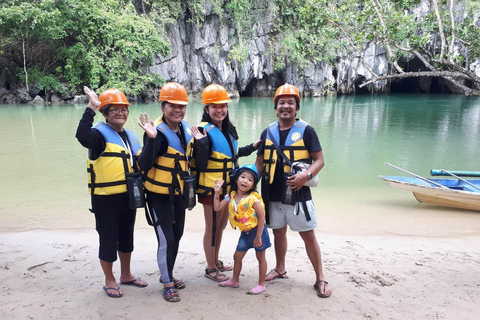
top-left (0, 0), bottom-right (170, 95)
top-left (17, 66), bottom-right (64, 93)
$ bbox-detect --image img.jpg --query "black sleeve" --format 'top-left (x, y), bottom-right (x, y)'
top-left (191, 127), bottom-right (210, 171)
top-left (138, 132), bottom-right (167, 173)
top-left (304, 126), bottom-right (322, 153)
top-left (238, 143), bottom-right (256, 157)
top-left (75, 107), bottom-right (105, 159)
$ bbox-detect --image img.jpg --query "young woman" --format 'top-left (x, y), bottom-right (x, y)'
top-left (190, 84), bottom-right (260, 282)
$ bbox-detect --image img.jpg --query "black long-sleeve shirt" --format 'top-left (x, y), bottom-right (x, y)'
top-left (75, 107), bottom-right (130, 160)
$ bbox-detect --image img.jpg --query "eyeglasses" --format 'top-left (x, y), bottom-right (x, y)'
top-left (109, 108), bottom-right (129, 115)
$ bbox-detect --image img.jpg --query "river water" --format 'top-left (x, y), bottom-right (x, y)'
top-left (1, 94), bottom-right (479, 236)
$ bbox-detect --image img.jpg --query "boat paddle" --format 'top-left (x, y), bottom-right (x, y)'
top-left (384, 163), bottom-right (449, 189)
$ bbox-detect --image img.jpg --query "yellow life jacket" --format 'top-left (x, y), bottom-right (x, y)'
top-left (87, 122), bottom-right (142, 195)
top-left (190, 122), bottom-right (238, 195)
top-left (263, 119), bottom-right (311, 184)
top-left (143, 117), bottom-right (193, 195)
top-left (227, 191), bottom-right (264, 232)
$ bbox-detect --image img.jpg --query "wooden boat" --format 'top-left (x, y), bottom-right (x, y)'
top-left (379, 164), bottom-right (480, 211)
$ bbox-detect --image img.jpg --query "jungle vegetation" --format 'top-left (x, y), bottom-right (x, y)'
top-left (1, 0), bottom-right (479, 96)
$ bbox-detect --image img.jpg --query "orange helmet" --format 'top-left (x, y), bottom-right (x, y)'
top-left (158, 82), bottom-right (188, 105)
top-left (98, 88), bottom-right (130, 111)
top-left (273, 83), bottom-right (301, 104)
top-left (202, 84), bottom-right (231, 105)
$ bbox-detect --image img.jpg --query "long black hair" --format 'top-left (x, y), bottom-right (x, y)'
top-left (201, 106), bottom-right (239, 140)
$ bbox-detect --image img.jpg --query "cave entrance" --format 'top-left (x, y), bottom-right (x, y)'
top-left (240, 79), bottom-right (257, 97)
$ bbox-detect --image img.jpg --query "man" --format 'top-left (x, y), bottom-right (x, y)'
top-left (255, 83), bottom-right (332, 298)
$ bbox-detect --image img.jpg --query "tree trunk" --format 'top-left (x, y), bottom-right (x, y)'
top-left (22, 38), bottom-right (29, 92)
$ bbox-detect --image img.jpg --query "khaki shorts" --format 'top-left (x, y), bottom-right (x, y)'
top-left (267, 200), bottom-right (318, 232)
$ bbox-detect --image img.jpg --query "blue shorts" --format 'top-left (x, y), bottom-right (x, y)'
top-left (236, 224), bottom-right (271, 252)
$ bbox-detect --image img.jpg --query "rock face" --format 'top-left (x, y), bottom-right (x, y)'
top-left (147, 2), bottom-right (384, 98)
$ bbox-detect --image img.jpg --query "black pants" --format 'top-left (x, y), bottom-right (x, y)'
top-left (93, 193), bottom-right (136, 262)
top-left (147, 193), bottom-right (186, 283)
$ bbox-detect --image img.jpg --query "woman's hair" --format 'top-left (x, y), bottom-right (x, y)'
top-left (100, 105), bottom-right (110, 122)
top-left (201, 106), bottom-right (239, 140)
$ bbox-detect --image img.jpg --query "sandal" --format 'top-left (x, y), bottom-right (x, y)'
top-left (216, 260), bottom-right (233, 272)
top-left (314, 280), bottom-right (332, 298)
top-left (204, 268), bottom-right (229, 282)
top-left (265, 269), bottom-right (288, 281)
top-left (103, 286), bottom-right (123, 298)
top-left (163, 287), bottom-right (180, 302)
top-left (159, 276), bottom-right (186, 289)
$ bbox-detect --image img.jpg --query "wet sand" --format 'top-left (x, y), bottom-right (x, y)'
top-left (1, 188), bottom-right (480, 319)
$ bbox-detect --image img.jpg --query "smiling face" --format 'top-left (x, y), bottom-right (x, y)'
top-left (162, 102), bottom-right (186, 125)
top-left (275, 95), bottom-right (298, 122)
top-left (237, 170), bottom-right (255, 193)
top-left (205, 103), bottom-right (228, 127)
top-left (103, 104), bottom-right (129, 131)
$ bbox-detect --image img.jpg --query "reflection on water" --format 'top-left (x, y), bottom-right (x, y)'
top-left (1, 94), bottom-right (479, 232)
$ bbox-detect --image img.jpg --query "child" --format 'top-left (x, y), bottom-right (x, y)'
top-left (213, 164), bottom-right (271, 295)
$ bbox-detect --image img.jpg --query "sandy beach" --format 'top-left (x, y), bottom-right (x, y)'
top-left (1, 189), bottom-right (480, 319)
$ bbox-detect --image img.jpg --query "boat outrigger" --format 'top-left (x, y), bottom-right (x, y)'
top-left (379, 163), bottom-right (480, 211)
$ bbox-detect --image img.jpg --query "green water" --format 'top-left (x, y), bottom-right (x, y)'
top-left (1, 94), bottom-right (479, 233)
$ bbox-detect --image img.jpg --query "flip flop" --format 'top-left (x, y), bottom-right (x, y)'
top-left (103, 286), bottom-right (123, 298)
top-left (265, 269), bottom-right (288, 281)
top-left (314, 280), bottom-right (332, 298)
top-left (120, 277), bottom-right (148, 288)
top-left (204, 268), bottom-right (229, 282)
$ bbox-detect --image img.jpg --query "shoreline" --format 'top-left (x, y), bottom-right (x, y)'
top-left (2, 188), bottom-right (480, 319)
top-left (2, 227), bottom-right (480, 319)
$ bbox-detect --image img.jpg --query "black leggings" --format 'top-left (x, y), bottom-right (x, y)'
top-left (93, 193), bottom-right (136, 262)
top-left (148, 195), bottom-right (186, 283)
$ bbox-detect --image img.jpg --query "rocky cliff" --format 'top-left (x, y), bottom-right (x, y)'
top-left (146, 1), bottom-right (385, 98)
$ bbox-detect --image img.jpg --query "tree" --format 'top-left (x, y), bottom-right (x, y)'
top-left (0, 0), bottom-right (170, 95)
top-left (0, 0), bottom-right (66, 91)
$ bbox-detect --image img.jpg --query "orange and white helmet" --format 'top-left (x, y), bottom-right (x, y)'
top-left (159, 82), bottom-right (188, 105)
top-left (273, 83), bottom-right (301, 105)
top-left (98, 88), bottom-right (130, 111)
top-left (202, 84), bottom-right (231, 105)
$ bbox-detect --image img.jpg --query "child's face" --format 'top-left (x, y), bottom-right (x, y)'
top-left (237, 171), bottom-right (255, 192)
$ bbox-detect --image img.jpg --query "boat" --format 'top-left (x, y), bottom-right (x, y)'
top-left (379, 163), bottom-right (480, 211)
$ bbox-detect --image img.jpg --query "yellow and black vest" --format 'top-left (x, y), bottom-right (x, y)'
top-left (87, 122), bottom-right (142, 195)
top-left (144, 118), bottom-right (193, 195)
top-left (190, 122), bottom-right (238, 195)
top-left (263, 119), bottom-right (311, 184)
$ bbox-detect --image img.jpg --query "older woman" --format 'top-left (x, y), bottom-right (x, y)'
top-left (76, 87), bottom-right (147, 298)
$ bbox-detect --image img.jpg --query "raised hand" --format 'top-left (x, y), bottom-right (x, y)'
top-left (83, 86), bottom-right (100, 110)
top-left (214, 178), bottom-right (224, 194)
top-left (191, 125), bottom-right (207, 140)
top-left (138, 113), bottom-right (157, 138)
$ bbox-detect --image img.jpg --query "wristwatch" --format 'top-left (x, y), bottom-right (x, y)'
top-left (305, 171), bottom-right (313, 181)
